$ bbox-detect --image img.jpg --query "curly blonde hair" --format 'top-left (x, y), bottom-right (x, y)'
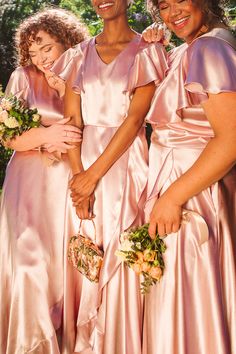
top-left (15, 7), bottom-right (90, 66)
top-left (147, 0), bottom-right (229, 30)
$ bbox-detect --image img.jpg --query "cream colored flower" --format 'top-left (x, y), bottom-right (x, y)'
top-left (120, 239), bottom-right (133, 252)
top-left (32, 113), bottom-right (40, 122)
top-left (120, 230), bottom-right (130, 243)
top-left (115, 250), bottom-right (127, 262)
top-left (4, 116), bottom-right (20, 128)
top-left (1, 98), bottom-right (13, 111)
top-left (0, 110), bottom-right (8, 123)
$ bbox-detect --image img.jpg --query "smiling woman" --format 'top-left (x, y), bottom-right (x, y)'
top-left (0, 8), bottom-right (90, 354)
top-left (141, 1), bottom-right (236, 353)
top-left (51, 0), bottom-right (168, 353)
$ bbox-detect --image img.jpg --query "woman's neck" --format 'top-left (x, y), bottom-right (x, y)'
top-left (97, 16), bottom-right (136, 45)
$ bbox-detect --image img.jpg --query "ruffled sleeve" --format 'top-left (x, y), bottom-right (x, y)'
top-left (125, 40), bottom-right (168, 93)
top-left (185, 36), bottom-right (236, 97)
top-left (51, 42), bottom-right (85, 93)
top-left (5, 67), bottom-right (29, 99)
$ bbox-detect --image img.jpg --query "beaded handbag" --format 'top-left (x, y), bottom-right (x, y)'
top-left (68, 220), bottom-right (103, 282)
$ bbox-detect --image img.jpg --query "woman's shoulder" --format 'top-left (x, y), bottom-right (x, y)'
top-left (188, 28), bottom-right (236, 56)
top-left (137, 35), bottom-right (167, 55)
top-left (6, 65), bottom-right (32, 96)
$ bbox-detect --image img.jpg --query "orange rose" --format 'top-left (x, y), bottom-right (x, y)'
top-left (143, 250), bottom-right (155, 262)
top-left (141, 262), bottom-right (151, 273)
top-left (136, 251), bottom-right (144, 261)
top-left (150, 266), bottom-right (162, 280)
top-left (131, 262), bottom-right (142, 275)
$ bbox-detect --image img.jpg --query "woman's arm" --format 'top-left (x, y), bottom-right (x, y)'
top-left (70, 81), bottom-right (156, 204)
top-left (5, 117), bottom-right (82, 151)
top-left (64, 83), bottom-right (95, 219)
top-left (148, 91), bottom-right (236, 237)
top-left (63, 83), bottom-right (84, 175)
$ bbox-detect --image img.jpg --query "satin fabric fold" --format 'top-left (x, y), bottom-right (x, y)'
top-left (143, 28), bottom-right (236, 354)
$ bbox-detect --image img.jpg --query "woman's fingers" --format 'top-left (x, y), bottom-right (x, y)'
top-left (148, 220), bottom-right (157, 239)
top-left (63, 124), bottom-right (82, 134)
top-left (142, 23), bottom-right (165, 43)
top-left (148, 197), bottom-right (182, 238)
top-left (75, 198), bottom-right (91, 219)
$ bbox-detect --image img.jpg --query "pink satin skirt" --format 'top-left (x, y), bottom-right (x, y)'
top-left (143, 128), bottom-right (236, 354)
top-left (0, 150), bottom-right (82, 353)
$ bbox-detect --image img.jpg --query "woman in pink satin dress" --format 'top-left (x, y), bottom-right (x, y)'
top-left (0, 9), bottom-right (89, 354)
top-left (52, 1), bottom-right (168, 353)
top-left (142, 1), bottom-right (236, 353)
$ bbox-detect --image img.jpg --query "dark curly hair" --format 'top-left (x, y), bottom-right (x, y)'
top-left (147, 0), bottom-right (229, 30)
top-left (15, 7), bottom-right (90, 66)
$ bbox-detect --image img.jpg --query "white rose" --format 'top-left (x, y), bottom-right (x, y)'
top-left (115, 250), bottom-right (127, 262)
top-left (32, 113), bottom-right (40, 122)
top-left (120, 239), bottom-right (133, 252)
top-left (0, 110), bottom-right (9, 123)
top-left (4, 116), bottom-right (20, 128)
top-left (1, 98), bottom-right (13, 111)
top-left (120, 230), bottom-right (130, 243)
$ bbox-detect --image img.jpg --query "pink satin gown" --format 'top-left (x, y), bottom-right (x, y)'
top-left (53, 34), bottom-right (168, 354)
top-left (0, 65), bottom-right (82, 354)
top-left (143, 28), bottom-right (236, 354)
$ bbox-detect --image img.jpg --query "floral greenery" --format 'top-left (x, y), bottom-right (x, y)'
top-left (116, 224), bottom-right (166, 293)
top-left (0, 93), bottom-right (41, 143)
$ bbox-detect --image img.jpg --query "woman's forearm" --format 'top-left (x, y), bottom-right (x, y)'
top-left (89, 115), bottom-right (144, 180)
top-left (5, 127), bottom-right (48, 151)
top-left (67, 144), bottom-right (84, 175)
top-left (163, 135), bottom-right (236, 206)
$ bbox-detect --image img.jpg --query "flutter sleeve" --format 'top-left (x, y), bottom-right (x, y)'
top-left (51, 43), bottom-right (85, 93)
top-left (125, 40), bottom-right (168, 94)
top-left (185, 36), bottom-right (236, 97)
top-left (5, 67), bottom-right (29, 99)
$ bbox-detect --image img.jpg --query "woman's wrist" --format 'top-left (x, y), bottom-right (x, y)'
top-left (161, 184), bottom-right (186, 207)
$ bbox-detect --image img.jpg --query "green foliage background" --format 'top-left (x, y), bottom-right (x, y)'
top-left (0, 0), bottom-right (235, 188)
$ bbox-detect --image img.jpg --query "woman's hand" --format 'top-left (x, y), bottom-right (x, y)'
top-left (142, 23), bottom-right (164, 43)
top-left (142, 23), bottom-right (171, 45)
top-left (75, 194), bottom-right (95, 220)
top-left (148, 195), bottom-right (182, 239)
top-left (70, 169), bottom-right (99, 205)
top-left (44, 117), bottom-right (82, 146)
top-left (45, 72), bottom-right (65, 97)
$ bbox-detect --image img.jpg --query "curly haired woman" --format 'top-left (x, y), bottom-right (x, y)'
top-left (142, 1), bottom-right (236, 353)
top-left (0, 8), bottom-right (89, 354)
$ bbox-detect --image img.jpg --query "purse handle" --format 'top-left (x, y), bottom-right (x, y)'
top-left (78, 219), bottom-right (97, 242)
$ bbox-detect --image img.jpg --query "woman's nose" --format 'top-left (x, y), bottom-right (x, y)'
top-left (37, 52), bottom-right (47, 64)
top-left (169, 3), bottom-right (182, 17)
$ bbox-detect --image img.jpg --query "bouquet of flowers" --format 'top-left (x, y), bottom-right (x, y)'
top-left (0, 89), bottom-right (41, 144)
top-left (68, 220), bottom-right (104, 283)
top-left (116, 224), bottom-right (166, 293)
